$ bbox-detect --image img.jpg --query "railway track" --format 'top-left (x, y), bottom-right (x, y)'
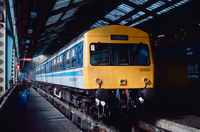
top-left (31, 81), bottom-right (200, 132)
top-left (33, 87), bottom-right (175, 132)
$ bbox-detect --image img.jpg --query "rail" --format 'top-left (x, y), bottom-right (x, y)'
top-left (36, 88), bottom-right (118, 132)
top-left (32, 81), bottom-right (200, 132)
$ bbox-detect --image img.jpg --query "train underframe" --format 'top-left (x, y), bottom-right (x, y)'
top-left (33, 81), bottom-right (156, 118)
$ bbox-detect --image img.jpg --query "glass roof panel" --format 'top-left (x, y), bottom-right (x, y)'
top-left (131, 11), bottom-right (145, 20)
top-left (54, 23), bottom-right (65, 31)
top-left (129, 16), bottom-right (153, 27)
top-left (104, 3), bottom-right (134, 21)
top-left (73, 0), bottom-right (83, 4)
top-left (49, 33), bottom-right (58, 38)
top-left (146, 1), bottom-right (165, 11)
top-left (45, 12), bottom-right (63, 26)
top-left (90, 19), bottom-right (109, 29)
top-left (53, 0), bottom-right (71, 11)
top-left (38, 37), bottom-right (45, 42)
top-left (119, 20), bottom-right (128, 25)
top-left (157, 0), bottom-right (190, 15)
top-left (129, 0), bottom-right (148, 5)
top-left (61, 7), bottom-right (79, 20)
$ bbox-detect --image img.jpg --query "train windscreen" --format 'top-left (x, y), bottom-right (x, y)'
top-left (90, 43), bottom-right (150, 66)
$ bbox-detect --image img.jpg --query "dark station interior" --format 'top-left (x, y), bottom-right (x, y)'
top-left (1, 0), bottom-right (200, 131)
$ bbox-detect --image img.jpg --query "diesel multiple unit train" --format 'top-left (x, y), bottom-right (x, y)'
top-left (30, 25), bottom-right (156, 118)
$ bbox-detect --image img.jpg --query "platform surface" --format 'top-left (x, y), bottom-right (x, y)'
top-left (1, 87), bottom-right (81, 132)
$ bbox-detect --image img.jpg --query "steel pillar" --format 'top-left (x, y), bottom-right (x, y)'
top-left (11, 48), bottom-right (15, 84)
top-left (0, 1), bottom-right (6, 95)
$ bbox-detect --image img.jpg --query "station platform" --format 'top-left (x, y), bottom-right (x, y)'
top-left (0, 87), bottom-right (81, 132)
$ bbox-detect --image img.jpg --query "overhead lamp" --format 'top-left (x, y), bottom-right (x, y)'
top-left (25, 45), bottom-right (29, 48)
top-left (158, 34), bottom-right (165, 38)
top-left (26, 40), bottom-right (30, 43)
top-left (31, 12), bottom-right (37, 18)
top-left (28, 29), bottom-right (33, 34)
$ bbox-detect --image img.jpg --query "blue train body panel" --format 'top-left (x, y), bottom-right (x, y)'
top-left (35, 39), bottom-right (84, 89)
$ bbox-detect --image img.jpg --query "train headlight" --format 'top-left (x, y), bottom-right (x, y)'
top-left (143, 78), bottom-right (149, 83)
top-left (95, 78), bottom-right (101, 84)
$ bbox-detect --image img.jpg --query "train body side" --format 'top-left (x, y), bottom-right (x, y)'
top-left (35, 39), bottom-right (85, 89)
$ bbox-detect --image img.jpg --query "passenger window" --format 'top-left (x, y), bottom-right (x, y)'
top-left (41, 66), bottom-right (44, 74)
top-left (66, 51), bottom-right (70, 69)
top-left (63, 55), bottom-right (66, 70)
top-left (53, 59), bottom-right (56, 72)
top-left (59, 55), bottom-right (63, 71)
top-left (79, 47), bottom-right (81, 67)
top-left (49, 61), bottom-right (52, 72)
top-left (71, 48), bottom-right (76, 68)
top-left (57, 57), bottom-right (59, 71)
top-left (46, 63), bottom-right (48, 73)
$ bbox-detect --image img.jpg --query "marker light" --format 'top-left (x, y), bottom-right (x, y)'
top-left (143, 78), bottom-right (149, 83)
top-left (120, 79), bottom-right (127, 85)
top-left (95, 78), bottom-right (101, 84)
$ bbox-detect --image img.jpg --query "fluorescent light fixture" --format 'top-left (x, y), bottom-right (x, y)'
top-left (61, 7), bottom-right (79, 20)
top-left (25, 50), bottom-right (28, 52)
top-left (30, 12), bottom-right (37, 18)
top-left (104, 3), bottom-right (134, 21)
top-left (157, 0), bottom-right (190, 15)
top-left (25, 40), bottom-right (30, 43)
top-left (146, 1), bottom-right (165, 11)
top-left (129, 16), bottom-right (153, 27)
top-left (90, 19), bottom-right (109, 29)
top-left (28, 29), bottom-right (33, 34)
top-left (53, 0), bottom-right (71, 11)
top-left (129, 0), bottom-right (148, 5)
top-left (25, 45), bottom-right (29, 48)
top-left (45, 12), bottom-right (63, 26)
top-left (158, 34), bottom-right (165, 38)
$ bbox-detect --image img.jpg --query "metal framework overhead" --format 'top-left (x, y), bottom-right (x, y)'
top-left (12, 0), bottom-right (200, 68)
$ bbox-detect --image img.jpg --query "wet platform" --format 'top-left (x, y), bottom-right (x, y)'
top-left (0, 87), bottom-right (81, 132)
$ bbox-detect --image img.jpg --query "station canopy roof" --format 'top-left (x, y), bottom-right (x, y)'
top-left (13, 0), bottom-right (200, 59)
